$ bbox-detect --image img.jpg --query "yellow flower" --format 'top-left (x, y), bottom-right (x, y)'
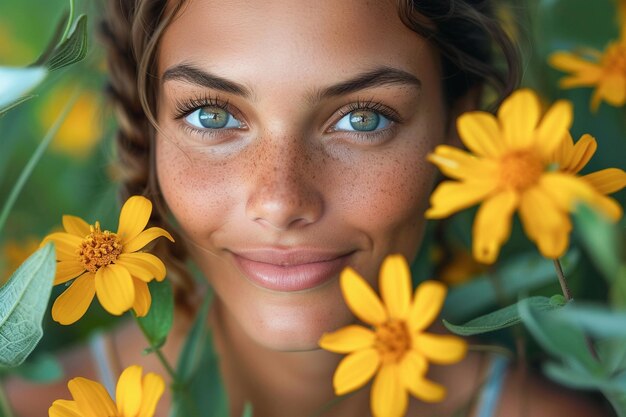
top-left (48, 365), bottom-right (164, 417)
top-left (319, 255), bottom-right (466, 417)
top-left (437, 248), bottom-right (486, 287)
top-left (426, 89), bottom-right (626, 264)
top-left (42, 196), bottom-right (174, 325)
top-left (549, 36), bottom-right (626, 111)
top-left (41, 86), bottom-right (103, 158)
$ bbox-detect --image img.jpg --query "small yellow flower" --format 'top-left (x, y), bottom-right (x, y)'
top-left (426, 89), bottom-right (626, 264)
top-left (41, 87), bottom-right (103, 158)
top-left (48, 365), bottom-right (164, 417)
top-left (42, 196), bottom-right (174, 325)
top-left (549, 36), bottom-right (626, 111)
top-left (319, 255), bottom-right (466, 417)
top-left (437, 248), bottom-right (486, 287)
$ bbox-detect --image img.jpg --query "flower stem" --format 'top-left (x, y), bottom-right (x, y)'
top-left (133, 315), bottom-right (178, 382)
top-left (0, 383), bottom-right (16, 417)
top-left (553, 259), bottom-right (573, 301)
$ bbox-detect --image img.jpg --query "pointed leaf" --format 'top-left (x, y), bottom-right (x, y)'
top-left (443, 295), bottom-right (565, 336)
top-left (443, 250), bottom-right (579, 322)
top-left (137, 280), bottom-right (174, 350)
top-left (0, 67), bottom-right (47, 109)
top-left (45, 14), bottom-right (88, 71)
top-left (0, 243), bottom-right (56, 367)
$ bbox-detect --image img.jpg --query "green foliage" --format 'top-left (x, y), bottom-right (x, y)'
top-left (42, 14), bottom-right (88, 72)
top-left (137, 280), bottom-right (174, 352)
top-left (170, 295), bottom-right (228, 417)
top-left (0, 67), bottom-right (46, 112)
top-left (443, 250), bottom-right (578, 322)
top-left (0, 243), bottom-right (55, 367)
top-left (443, 295), bottom-right (565, 336)
top-left (11, 354), bottom-right (63, 383)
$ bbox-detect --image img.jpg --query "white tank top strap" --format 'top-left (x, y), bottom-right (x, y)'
top-left (88, 330), bottom-right (119, 397)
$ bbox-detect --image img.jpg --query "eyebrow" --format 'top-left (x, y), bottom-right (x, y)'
top-left (161, 64), bottom-right (421, 101)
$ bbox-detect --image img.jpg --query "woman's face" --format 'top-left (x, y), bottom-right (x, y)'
top-left (156, 0), bottom-right (452, 351)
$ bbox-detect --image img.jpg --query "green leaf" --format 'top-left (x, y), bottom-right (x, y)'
top-left (574, 204), bottom-right (621, 283)
top-left (170, 293), bottom-right (229, 417)
top-left (0, 96), bottom-right (37, 117)
top-left (241, 403), bottom-right (253, 417)
top-left (443, 295), bottom-right (564, 336)
top-left (137, 280), bottom-right (174, 350)
top-left (32, 10), bottom-right (69, 66)
top-left (552, 304), bottom-right (626, 339)
top-left (45, 14), bottom-right (88, 71)
top-left (518, 297), bottom-right (600, 373)
top-left (605, 391), bottom-right (626, 417)
top-left (543, 361), bottom-right (622, 391)
top-left (13, 354), bottom-right (64, 383)
top-left (0, 67), bottom-right (47, 110)
top-left (0, 243), bottom-right (56, 367)
top-left (443, 250), bottom-right (579, 322)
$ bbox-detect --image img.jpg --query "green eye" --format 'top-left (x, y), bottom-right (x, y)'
top-left (335, 109), bottom-right (391, 132)
top-left (185, 106), bottom-right (243, 129)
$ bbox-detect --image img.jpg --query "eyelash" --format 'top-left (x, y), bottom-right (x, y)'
top-left (172, 94), bottom-right (400, 141)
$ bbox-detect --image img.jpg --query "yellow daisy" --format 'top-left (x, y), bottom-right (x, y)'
top-left (319, 255), bottom-right (466, 417)
top-left (49, 365), bottom-right (164, 417)
top-left (426, 89), bottom-right (625, 264)
top-left (549, 35), bottom-right (626, 111)
top-left (42, 196), bottom-right (174, 325)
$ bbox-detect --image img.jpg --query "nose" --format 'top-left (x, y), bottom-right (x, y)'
top-left (245, 135), bottom-right (324, 231)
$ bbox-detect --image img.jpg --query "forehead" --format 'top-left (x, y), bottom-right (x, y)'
top-left (158, 0), bottom-right (439, 88)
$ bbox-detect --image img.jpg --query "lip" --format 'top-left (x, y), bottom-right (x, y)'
top-left (230, 248), bottom-right (355, 292)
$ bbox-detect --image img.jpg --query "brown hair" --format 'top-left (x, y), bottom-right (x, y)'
top-left (99, 0), bottom-right (521, 293)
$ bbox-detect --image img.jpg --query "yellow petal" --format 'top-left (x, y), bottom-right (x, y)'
top-left (116, 252), bottom-right (166, 282)
top-left (399, 350), bottom-right (428, 389)
top-left (587, 193), bottom-right (623, 221)
top-left (583, 168), bottom-right (626, 195)
top-left (472, 190), bottom-right (519, 264)
top-left (54, 260), bottom-right (86, 285)
top-left (340, 267), bottom-right (387, 325)
top-left (379, 255), bottom-right (412, 320)
top-left (549, 52), bottom-right (603, 85)
top-left (427, 146), bottom-right (497, 181)
top-left (562, 134), bottom-right (597, 174)
top-left (132, 278), bottom-right (152, 317)
top-left (68, 377), bottom-right (117, 417)
top-left (497, 89), bottom-right (540, 149)
top-left (333, 348), bottom-right (380, 396)
top-left (95, 264), bottom-right (135, 315)
top-left (117, 196), bottom-right (152, 244)
top-left (456, 112), bottom-right (503, 158)
top-left (52, 273), bottom-right (96, 325)
top-left (535, 100), bottom-right (573, 158)
top-left (319, 325), bottom-right (376, 353)
top-left (49, 400), bottom-right (82, 417)
top-left (123, 227), bottom-right (175, 254)
top-left (408, 281), bottom-right (446, 332)
top-left (370, 364), bottom-right (407, 417)
top-left (413, 333), bottom-right (467, 364)
top-left (598, 73), bottom-right (626, 107)
top-left (400, 353), bottom-right (444, 403)
top-left (519, 187), bottom-right (571, 258)
top-left (405, 376), bottom-right (446, 403)
top-left (425, 180), bottom-right (496, 219)
top-left (41, 233), bottom-right (82, 261)
top-left (538, 173), bottom-right (595, 212)
top-left (137, 372), bottom-right (166, 417)
top-left (62, 215), bottom-right (91, 238)
top-left (116, 365), bottom-right (143, 417)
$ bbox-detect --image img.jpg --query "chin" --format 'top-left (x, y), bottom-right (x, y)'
top-left (226, 282), bottom-right (356, 352)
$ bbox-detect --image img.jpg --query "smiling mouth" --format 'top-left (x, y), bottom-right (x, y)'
top-left (230, 249), bottom-right (355, 292)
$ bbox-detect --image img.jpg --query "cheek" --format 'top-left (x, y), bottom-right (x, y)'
top-left (155, 137), bottom-right (238, 243)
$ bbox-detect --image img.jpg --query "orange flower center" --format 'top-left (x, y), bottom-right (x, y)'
top-left (499, 150), bottom-right (544, 191)
top-left (78, 222), bottom-right (122, 273)
top-left (602, 42), bottom-right (626, 74)
top-left (375, 319), bottom-right (411, 364)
